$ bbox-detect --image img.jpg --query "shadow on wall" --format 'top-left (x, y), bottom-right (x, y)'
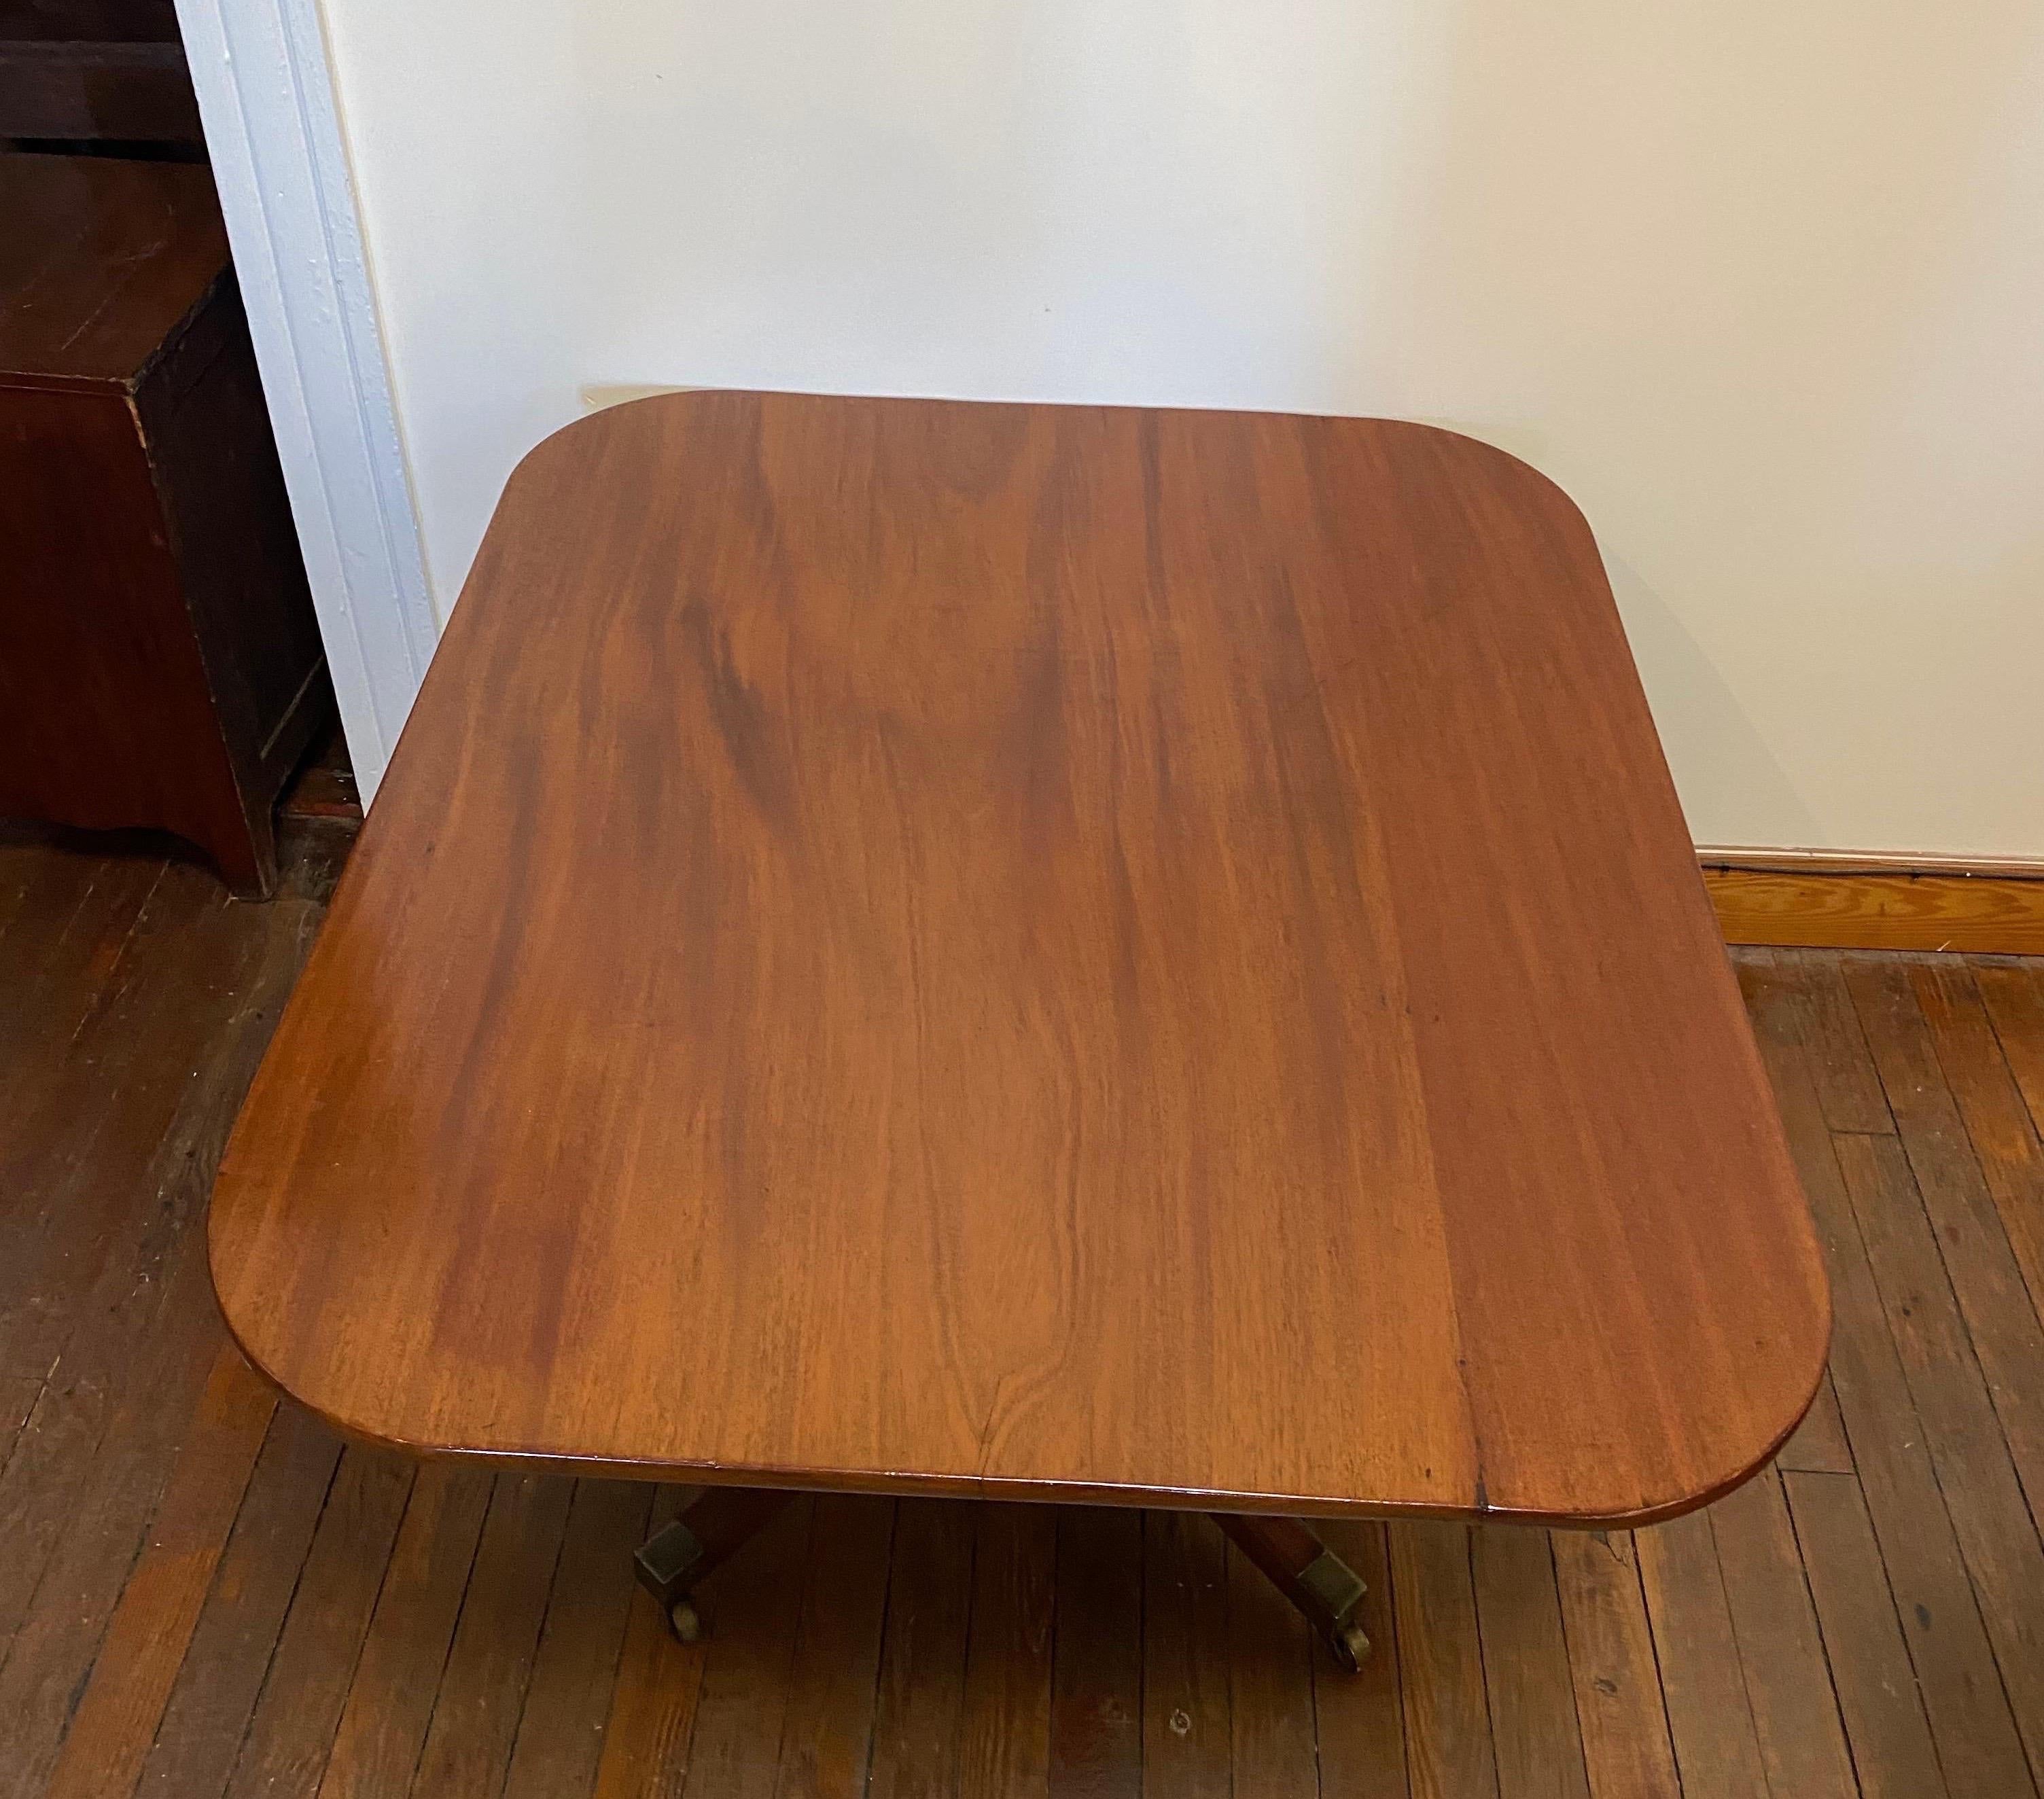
top-left (1598, 554), bottom-right (1817, 849)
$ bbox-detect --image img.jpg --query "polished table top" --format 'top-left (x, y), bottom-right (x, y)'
top-left (211, 391), bottom-right (1829, 1524)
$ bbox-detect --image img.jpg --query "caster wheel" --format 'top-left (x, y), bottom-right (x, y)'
top-left (668, 1597), bottom-right (703, 1643)
top-left (1330, 1622), bottom-right (1370, 1673)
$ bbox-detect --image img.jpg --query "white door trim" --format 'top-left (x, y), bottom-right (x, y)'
top-left (172, 0), bottom-right (436, 802)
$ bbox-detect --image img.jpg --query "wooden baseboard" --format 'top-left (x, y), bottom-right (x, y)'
top-left (1702, 855), bottom-right (2044, 955)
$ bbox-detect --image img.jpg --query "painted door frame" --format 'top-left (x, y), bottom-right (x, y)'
top-left (172, 0), bottom-right (437, 802)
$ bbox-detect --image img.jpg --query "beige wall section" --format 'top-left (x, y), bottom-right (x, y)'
top-left (319, 0), bottom-right (2044, 859)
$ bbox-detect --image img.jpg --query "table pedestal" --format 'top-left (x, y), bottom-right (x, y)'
top-left (633, 1488), bottom-right (1371, 1671)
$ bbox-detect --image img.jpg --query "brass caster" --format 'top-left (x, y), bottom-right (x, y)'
top-left (1330, 1622), bottom-right (1371, 1673)
top-left (667, 1597), bottom-right (703, 1643)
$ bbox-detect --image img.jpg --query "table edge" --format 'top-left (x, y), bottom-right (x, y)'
top-left (212, 389), bottom-right (1828, 1531)
top-left (210, 1226), bottom-right (1831, 1530)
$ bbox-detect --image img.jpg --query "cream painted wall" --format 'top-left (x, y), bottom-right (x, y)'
top-left (320, 0), bottom-right (2044, 858)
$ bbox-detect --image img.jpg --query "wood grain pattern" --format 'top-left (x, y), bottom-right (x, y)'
top-left (955, 1506), bottom-right (1055, 1799)
top-left (1391, 1524), bottom-right (1499, 1799)
top-left (1775, 1372), bottom-right (1852, 1476)
top-left (588, 1487), bottom-right (703, 1799)
top-left (1047, 1510), bottom-right (1144, 1799)
top-left (1739, 954), bottom-right (2039, 1798)
top-left (1977, 959), bottom-right (2044, 1134)
top-left (1708, 868), bottom-right (2044, 954)
top-left (1782, 1471), bottom-right (1948, 1799)
top-left (41, 1348), bottom-right (273, 1799)
top-left (1844, 961), bottom-right (2044, 1525)
top-left (1221, 1540), bottom-right (1316, 1799)
top-left (1785, 956), bottom-right (1893, 1135)
top-left (137, 1404), bottom-right (345, 1799)
top-left (314, 1462), bottom-right (495, 1799)
top-left (1831, 1128), bottom-right (2044, 1769)
top-left (769, 1495), bottom-right (895, 1799)
top-left (220, 1447), bottom-right (417, 1799)
top-left (670, 1496), bottom-right (813, 1799)
top-left (1909, 959), bottom-right (2044, 1380)
top-left (1549, 1532), bottom-right (1680, 1799)
top-left (1701, 1471), bottom-right (1855, 1798)
top-left (0, 1232), bottom-right (222, 1799)
top-left (0, 156), bottom-right (225, 386)
top-left (1634, 1509), bottom-right (1771, 1799)
top-left (1468, 1528), bottom-right (1589, 1799)
top-left (1310, 1521), bottom-right (1409, 1799)
top-left (1138, 1514), bottom-right (1229, 1799)
top-left (868, 1501), bottom-right (976, 1799)
top-left (212, 390), bottom-right (1824, 1525)
top-left (410, 1472), bottom-right (576, 1798)
top-left (501, 1478), bottom-right (655, 1799)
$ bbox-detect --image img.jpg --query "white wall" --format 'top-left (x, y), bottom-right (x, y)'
top-left (321, 0), bottom-right (2044, 859)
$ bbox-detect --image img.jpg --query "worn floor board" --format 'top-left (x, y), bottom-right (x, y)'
top-left (315, 1462), bottom-right (497, 1799)
top-left (1550, 1531), bottom-right (1680, 1799)
top-left (1634, 1508), bottom-right (1769, 1799)
top-left (1138, 1512), bottom-right (1230, 1799)
top-left (1782, 1471), bottom-right (1948, 1799)
top-left (502, 1477), bottom-right (652, 1799)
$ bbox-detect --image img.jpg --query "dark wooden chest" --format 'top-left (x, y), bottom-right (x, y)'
top-left (1, 152), bottom-right (328, 894)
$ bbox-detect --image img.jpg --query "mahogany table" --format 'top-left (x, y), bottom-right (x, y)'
top-left (210, 391), bottom-right (1830, 1668)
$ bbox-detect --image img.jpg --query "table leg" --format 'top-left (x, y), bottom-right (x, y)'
top-left (635, 1491), bottom-right (1369, 1669)
top-left (1211, 1512), bottom-right (1371, 1671)
top-left (634, 1486), bottom-right (796, 1641)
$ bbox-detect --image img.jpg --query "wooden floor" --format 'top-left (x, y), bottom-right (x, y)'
top-left (4, 827), bottom-right (2044, 1799)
